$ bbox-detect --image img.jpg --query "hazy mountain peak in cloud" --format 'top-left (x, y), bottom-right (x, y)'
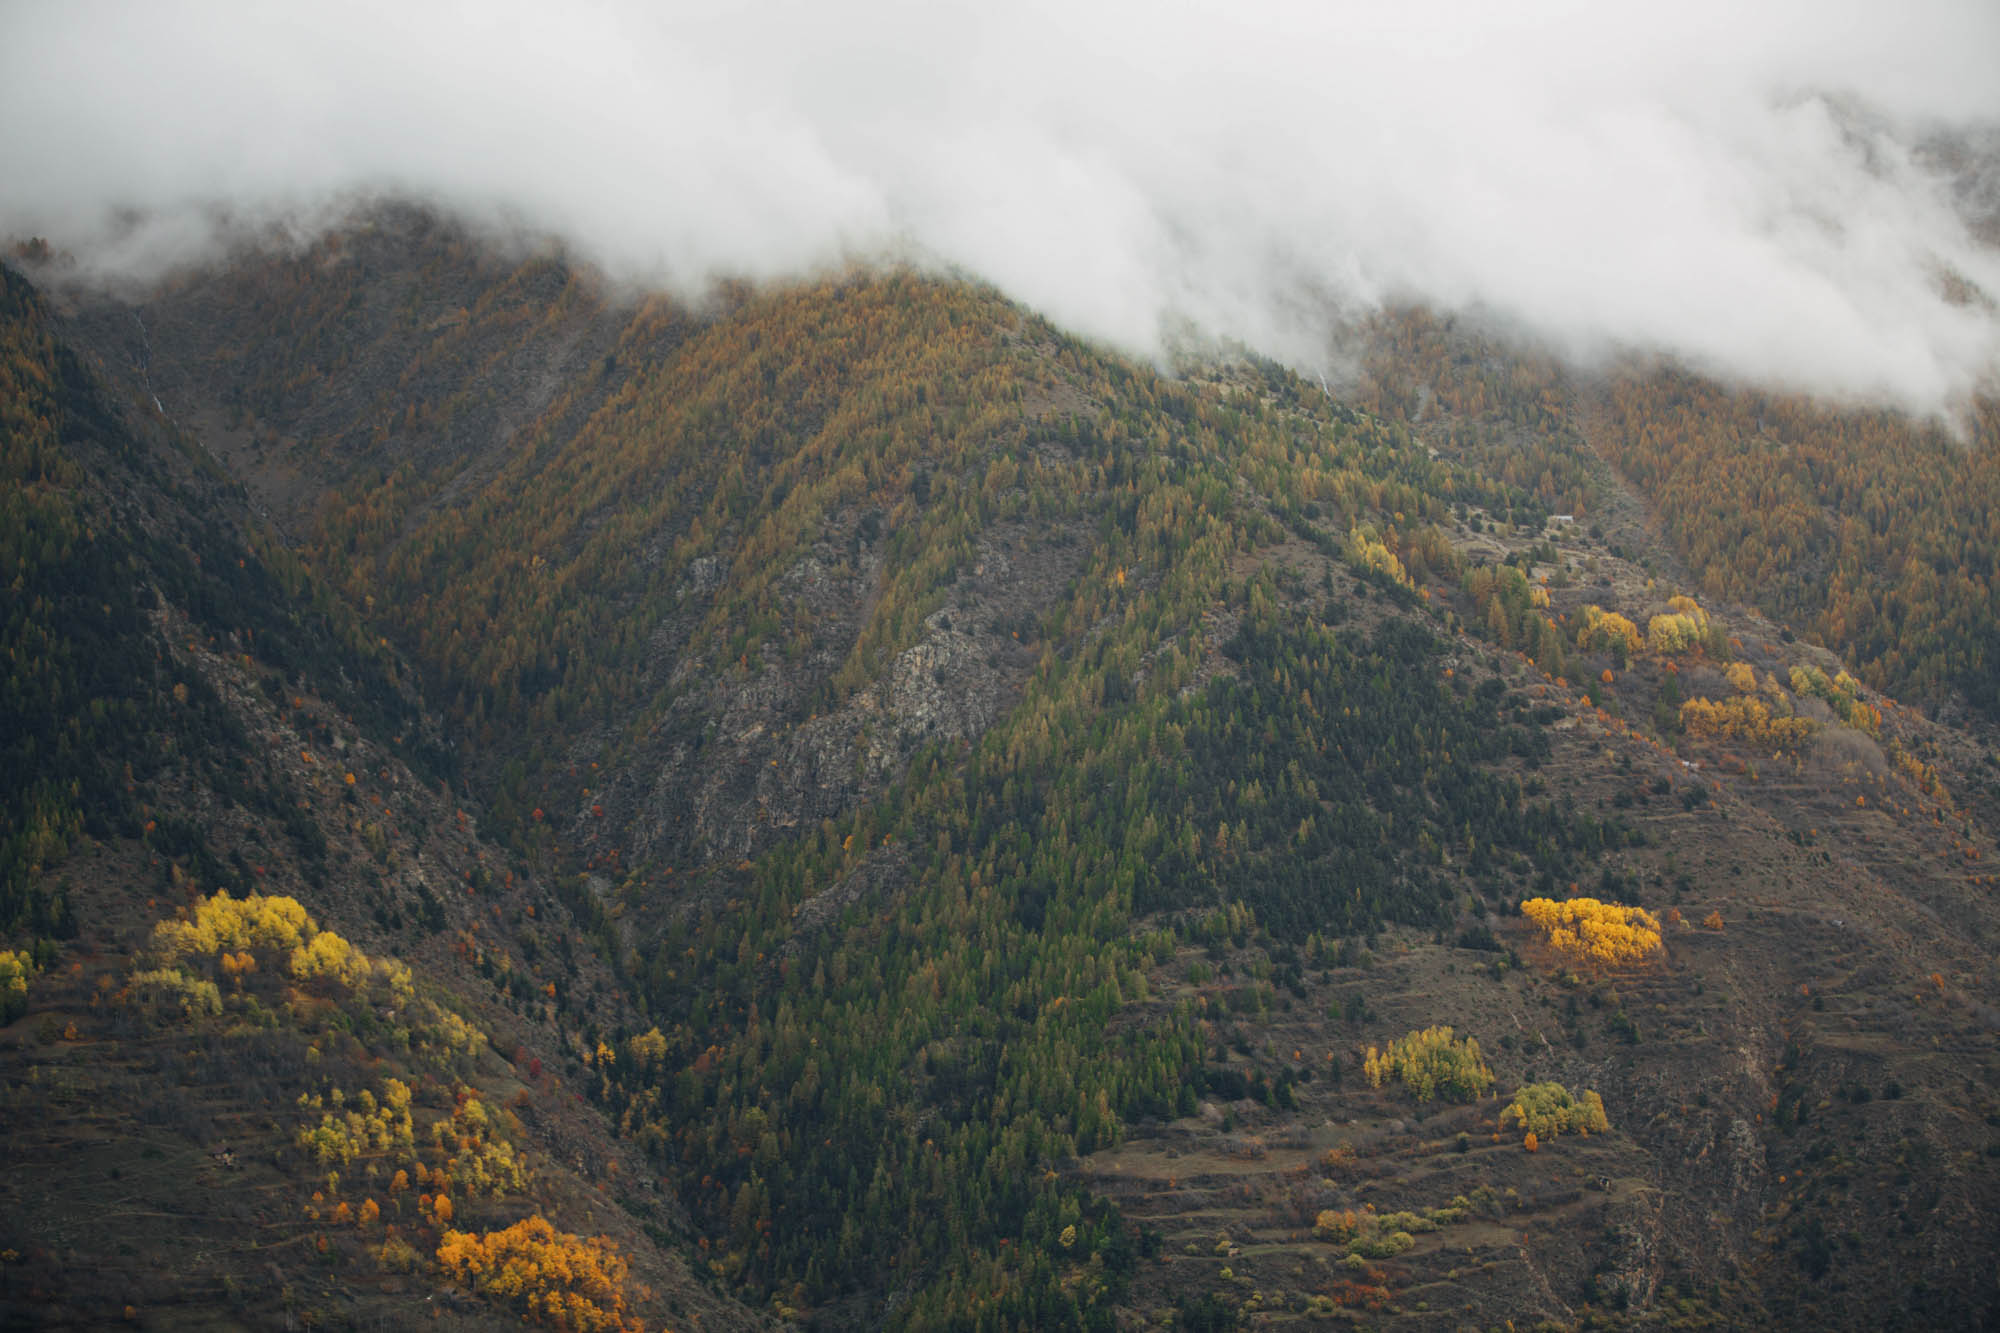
top-left (4, 0), bottom-right (1998, 415)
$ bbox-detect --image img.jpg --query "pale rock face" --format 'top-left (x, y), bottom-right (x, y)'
top-left (1726, 1116), bottom-right (1769, 1197)
top-left (680, 555), bottom-right (724, 595)
top-left (606, 519), bottom-right (1083, 877)
top-left (876, 613), bottom-right (1006, 747)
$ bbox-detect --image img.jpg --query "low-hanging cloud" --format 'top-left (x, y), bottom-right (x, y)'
top-left (4, 0), bottom-right (1999, 415)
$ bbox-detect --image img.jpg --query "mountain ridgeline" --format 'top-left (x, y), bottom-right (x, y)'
top-left (3, 212), bottom-right (1998, 1330)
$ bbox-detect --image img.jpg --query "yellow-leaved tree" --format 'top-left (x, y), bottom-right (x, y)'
top-left (1347, 525), bottom-right (1412, 588)
top-left (1500, 1082), bottom-right (1611, 1141)
top-left (0, 948), bottom-right (37, 1023)
top-left (1576, 605), bottom-right (1642, 657)
top-left (1361, 1025), bottom-right (1493, 1103)
top-left (1647, 612), bottom-right (1704, 654)
top-left (150, 890), bottom-right (412, 1004)
top-left (1520, 897), bottom-right (1662, 967)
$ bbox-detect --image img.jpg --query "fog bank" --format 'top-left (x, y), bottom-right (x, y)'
top-left (5, 0), bottom-right (1999, 413)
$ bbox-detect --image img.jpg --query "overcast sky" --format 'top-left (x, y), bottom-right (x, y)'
top-left (4, 0), bottom-right (1998, 415)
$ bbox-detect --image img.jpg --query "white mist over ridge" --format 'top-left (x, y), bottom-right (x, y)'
top-left (4, 0), bottom-right (1999, 415)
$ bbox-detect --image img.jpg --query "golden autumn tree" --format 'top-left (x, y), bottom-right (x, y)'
top-left (1362, 1026), bottom-right (1493, 1102)
top-left (1520, 897), bottom-right (1662, 967)
top-left (1576, 605), bottom-right (1642, 658)
top-left (1647, 612), bottom-right (1704, 654)
top-left (1347, 525), bottom-right (1412, 588)
top-left (1679, 696), bottom-right (1816, 748)
top-left (150, 890), bottom-right (412, 1003)
top-left (435, 1215), bottom-right (644, 1332)
top-left (0, 949), bottom-right (36, 1023)
top-left (1501, 1082), bottom-right (1610, 1141)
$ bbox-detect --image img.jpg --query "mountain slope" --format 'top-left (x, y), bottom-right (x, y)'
top-left (1348, 305), bottom-right (2000, 735)
top-left (0, 260), bottom-right (767, 1331)
top-left (7, 217), bottom-right (2000, 1328)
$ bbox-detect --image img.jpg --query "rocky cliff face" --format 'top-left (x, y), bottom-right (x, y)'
top-left (600, 518), bottom-right (1081, 877)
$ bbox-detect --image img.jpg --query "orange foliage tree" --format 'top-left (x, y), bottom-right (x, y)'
top-left (1679, 695), bottom-right (1816, 748)
top-left (435, 1215), bottom-right (643, 1332)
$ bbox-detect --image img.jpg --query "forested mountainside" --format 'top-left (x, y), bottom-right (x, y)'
top-left (1351, 306), bottom-right (2000, 731)
top-left (0, 261), bottom-right (767, 1332)
top-left (5, 213), bottom-right (2000, 1330)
